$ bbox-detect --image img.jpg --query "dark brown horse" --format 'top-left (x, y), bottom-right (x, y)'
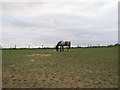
top-left (55, 41), bottom-right (71, 52)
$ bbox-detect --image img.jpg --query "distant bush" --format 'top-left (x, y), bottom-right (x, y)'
top-left (107, 43), bottom-right (120, 47)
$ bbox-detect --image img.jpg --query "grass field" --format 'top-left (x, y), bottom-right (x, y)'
top-left (2, 47), bottom-right (118, 88)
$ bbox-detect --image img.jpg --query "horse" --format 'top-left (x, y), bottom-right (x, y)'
top-left (55, 41), bottom-right (71, 52)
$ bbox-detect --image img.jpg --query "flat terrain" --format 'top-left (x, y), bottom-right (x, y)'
top-left (2, 47), bottom-right (118, 88)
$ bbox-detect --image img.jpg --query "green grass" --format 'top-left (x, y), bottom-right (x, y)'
top-left (2, 47), bottom-right (118, 88)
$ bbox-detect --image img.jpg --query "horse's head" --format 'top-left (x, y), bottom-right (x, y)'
top-left (55, 45), bottom-right (59, 51)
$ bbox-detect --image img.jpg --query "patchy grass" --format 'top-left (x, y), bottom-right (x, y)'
top-left (2, 47), bottom-right (118, 88)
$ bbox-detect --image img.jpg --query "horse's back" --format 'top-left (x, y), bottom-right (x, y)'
top-left (58, 40), bottom-right (71, 46)
top-left (65, 41), bottom-right (71, 46)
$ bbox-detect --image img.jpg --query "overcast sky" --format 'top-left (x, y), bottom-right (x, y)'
top-left (1, 0), bottom-right (118, 48)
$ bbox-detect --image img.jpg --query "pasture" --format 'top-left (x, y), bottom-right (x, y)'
top-left (2, 47), bottom-right (118, 88)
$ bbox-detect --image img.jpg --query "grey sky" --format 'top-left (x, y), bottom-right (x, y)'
top-left (1, 0), bottom-right (118, 48)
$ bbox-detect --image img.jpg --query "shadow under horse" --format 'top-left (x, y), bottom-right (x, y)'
top-left (55, 41), bottom-right (71, 52)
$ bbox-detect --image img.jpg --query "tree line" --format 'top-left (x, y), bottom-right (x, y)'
top-left (0, 43), bottom-right (120, 50)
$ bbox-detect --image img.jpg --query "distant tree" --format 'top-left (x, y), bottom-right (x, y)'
top-left (108, 44), bottom-right (114, 47)
top-left (38, 47), bottom-right (41, 49)
top-left (114, 43), bottom-right (120, 46)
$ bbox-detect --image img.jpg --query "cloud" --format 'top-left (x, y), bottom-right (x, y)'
top-left (2, 1), bottom-right (118, 47)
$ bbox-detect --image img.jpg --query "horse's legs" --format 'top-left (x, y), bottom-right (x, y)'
top-left (62, 46), bottom-right (64, 51)
top-left (57, 46), bottom-right (59, 51)
top-left (67, 46), bottom-right (68, 51)
top-left (60, 46), bottom-right (61, 52)
top-left (68, 45), bottom-right (70, 51)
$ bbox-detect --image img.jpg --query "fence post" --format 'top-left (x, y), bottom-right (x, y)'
top-left (88, 44), bottom-right (89, 47)
top-left (15, 45), bottom-right (16, 49)
top-left (28, 45), bottom-right (30, 49)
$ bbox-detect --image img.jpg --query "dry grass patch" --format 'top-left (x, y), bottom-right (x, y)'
top-left (28, 54), bottom-right (51, 57)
